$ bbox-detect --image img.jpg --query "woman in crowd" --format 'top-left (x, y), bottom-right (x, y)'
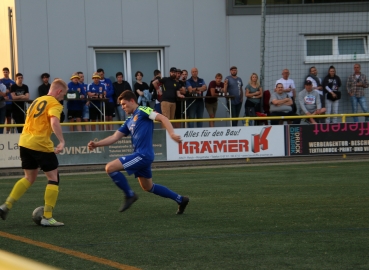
top-left (322, 66), bottom-right (341, 124)
top-left (133, 71), bottom-right (150, 106)
top-left (244, 73), bottom-right (263, 126)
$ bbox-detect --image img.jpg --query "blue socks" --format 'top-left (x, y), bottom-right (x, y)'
top-left (108, 172), bottom-right (134, 197)
top-left (108, 172), bottom-right (182, 203)
top-left (150, 183), bottom-right (182, 203)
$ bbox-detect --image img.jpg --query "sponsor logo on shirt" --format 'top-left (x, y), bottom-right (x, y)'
top-left (304, 95), bottom-right (316, 105)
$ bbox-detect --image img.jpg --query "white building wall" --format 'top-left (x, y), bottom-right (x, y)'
top-left (0, 0), bottom-right (16, 77)
top-left (5, 0), bottom-right (369, 123)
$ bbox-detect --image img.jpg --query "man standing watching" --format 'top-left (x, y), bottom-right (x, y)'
top-left (113, 71), bottom-right (132, 122)
top-left (153, 67), bottom-right (184, 124)
top-left (10, 73), bottom-right (29, 133)
top-left (306, 66), bottom-right (325, 113)
top-left (150, 70), bottom-right (162, 114)
top-left (186, 67), bottom-right (207, 128)
top-left (77, 71), bottom-right (90, 131)
top-left (174, 68), bottom-right (186, 128)
top-left (1, 67), bottom-right (15, 133)
top-left (347, 63), bottom-right (368, 122)
top-left (38, 73), bottom-right (65, 123)
top-left (205, 73), bottom-right (226, 127)
top-left (87, 73), bottom-right (106, 131)
top-left (38, 73), bottom-right (51, 97)
top-left (97, 68), bottom-right (115, 130)
top-left (0, 79), bottom-right (68, 226)
top-left (298, 80), bottom-right (326, 124)
top-left (225, 66), bottom-right (243, 126)
top-left (0, 81), bottom-right (7, 134)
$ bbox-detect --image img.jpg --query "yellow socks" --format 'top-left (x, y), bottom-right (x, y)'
top-left (44, 184), bottom-right (59, 219)
top-left (5, 178), bottom-right (31, 209)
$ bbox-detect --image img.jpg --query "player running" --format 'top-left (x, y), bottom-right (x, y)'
top-left (87, 90), bottom-right (189, 214)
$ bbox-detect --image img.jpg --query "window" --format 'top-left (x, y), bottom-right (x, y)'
top-left (95, 49), bottom-right (164, 87)
top-left (235, 0), bottom-right (369, 5)
top-left (227, 0), bottom-right (369, 15)
top-left (305, 35), bottom-right (369, 63)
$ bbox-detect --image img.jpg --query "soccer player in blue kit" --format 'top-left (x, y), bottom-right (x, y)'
top-left (87, 90), bottom-right (189, 214)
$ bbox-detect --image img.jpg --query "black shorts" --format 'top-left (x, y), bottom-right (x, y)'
top-left (68, 109), bottom-right (83, 120)
top-left (5, 104), bottom-right (12, 117)
top-left (105, 102), bottom-right (115, 117)
top-left (20, 146), bottom-right (59, 172)
top-left (89, 106), bottom-right (101, 121)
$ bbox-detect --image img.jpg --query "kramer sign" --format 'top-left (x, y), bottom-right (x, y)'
top-left (166, 126), bottom-right (285, 160)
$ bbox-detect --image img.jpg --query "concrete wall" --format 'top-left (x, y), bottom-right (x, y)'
top-left (11, 0), bottom-right (263, 124)
top-left (0, 0), bottom-right (16, 77)
top-left (6, 0), bottom-right (369, 125)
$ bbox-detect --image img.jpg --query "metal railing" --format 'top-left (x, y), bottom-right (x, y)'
top-left (1, 113), bottom-right (369, 129)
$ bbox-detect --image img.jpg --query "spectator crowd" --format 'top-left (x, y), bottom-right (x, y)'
top-left (0, 63), bottom-right (367, 133)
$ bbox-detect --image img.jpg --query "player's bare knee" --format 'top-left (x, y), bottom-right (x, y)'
top-left (141, 186), bottom-right (151, 192)
top-left (105, 164), bottom-right (112, 174)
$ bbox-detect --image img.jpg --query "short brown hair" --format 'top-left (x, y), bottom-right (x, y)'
top-left (50, 79), bottom-right (67, 92)
top-left (118, 90), bottom-right (137, 103)
top-left (215, 73), bottom-right (222, 79)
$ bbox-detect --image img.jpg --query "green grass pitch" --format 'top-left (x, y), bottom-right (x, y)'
top-left (0, 161), bottom-right (368, 269)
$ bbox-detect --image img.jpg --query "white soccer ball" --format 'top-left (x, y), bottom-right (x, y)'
top-left (32, 206), bottom-right (44, 226)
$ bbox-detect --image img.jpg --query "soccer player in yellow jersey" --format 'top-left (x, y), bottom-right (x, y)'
top-left (0, 79), bottom-right (67, 227)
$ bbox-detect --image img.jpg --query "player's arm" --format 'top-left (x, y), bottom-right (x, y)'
top-left (152, 79), bottom-right (162, 96)
top-left (88, 131), bottom-right (125, 150)
top-left (154, 113), bottom-right (182, 143)
top-left (51, 116), bottom-right (65, 154)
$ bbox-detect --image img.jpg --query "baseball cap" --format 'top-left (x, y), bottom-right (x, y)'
top-left (176, 68), bottom-right (182, 73)
top-left (170, 67), bottom-right (177, 72)
top-left (92, 72), bottom-right (101, 79)
top-left (230, 66), bottom-right (237, 70)
top-left (70, 72), bottom-right (80, 80)
top-left (304, 80), bottom-right (312, 85)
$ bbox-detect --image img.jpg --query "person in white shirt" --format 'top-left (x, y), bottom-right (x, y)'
top-left (275, 69), bottom-right (297, 118)
top-left (276, 69), bottom-right (296, 98)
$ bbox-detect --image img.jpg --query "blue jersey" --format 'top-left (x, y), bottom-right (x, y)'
top-left (118, 106), bottom-right (155, 160)
top-left (87, 82), bottom-right (106, 106)
top-left (0, 78), bottom-right (15, 104)
top-left (100, 78), bottom-right (114, 103)
top-left (67, 82), bottom-right (85, 110)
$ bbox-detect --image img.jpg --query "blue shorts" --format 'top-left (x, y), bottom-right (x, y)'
top-left (119, 153), bottom-right (153, 179)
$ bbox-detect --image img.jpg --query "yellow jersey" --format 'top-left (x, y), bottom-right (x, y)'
top-left (19, 95), bottom-right (63, 152)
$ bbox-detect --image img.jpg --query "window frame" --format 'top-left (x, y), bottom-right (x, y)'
top-left (304, 34), bottom-right (369, 64)
top-left (93, 48), bottom-right (164, 86)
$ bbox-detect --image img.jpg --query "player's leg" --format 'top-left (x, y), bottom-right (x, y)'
top-left (0, 147), bottom-right (39, 220)
top-left (41, 169), bottom-right (63, 226)
top-left (136, 165), bottom-right (189, 215)
top-left (105, 158), bottom-right (137, 212)
top-left (40, 152), bottom-right (64, 226)
top-left (0, 170), bottom-right (37, 220)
